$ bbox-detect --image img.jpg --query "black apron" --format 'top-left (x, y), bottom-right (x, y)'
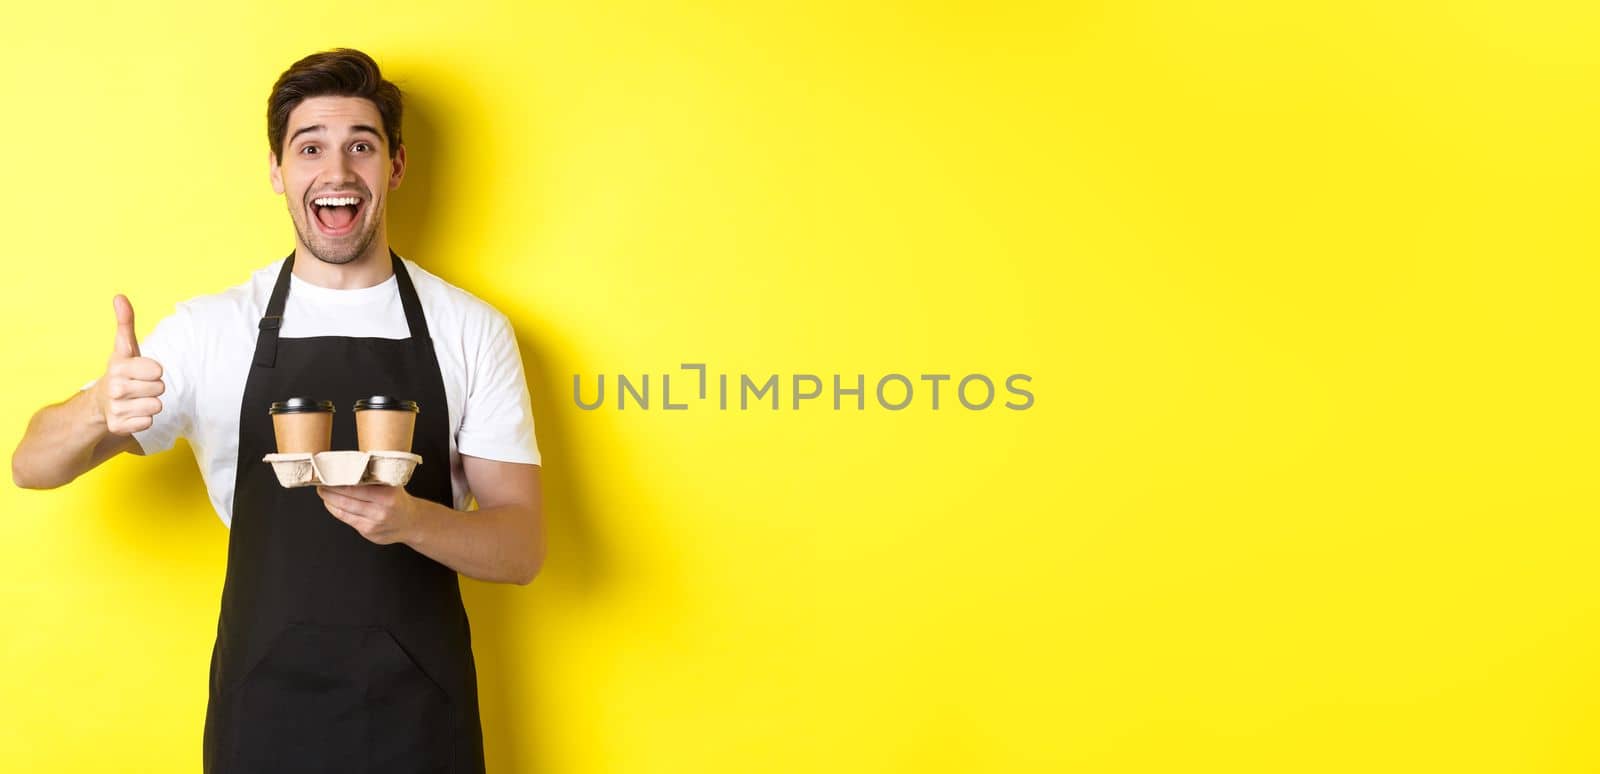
top-left (202, 251), bottom-right (486, 773)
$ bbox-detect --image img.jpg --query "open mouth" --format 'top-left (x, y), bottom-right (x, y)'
top-left (309, 194), bottom-right (365, 237)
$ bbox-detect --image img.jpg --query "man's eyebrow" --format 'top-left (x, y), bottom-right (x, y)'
top-left (287, 124), bottom-right (383, 145)
top-left (288, 124), bottom-right (325, 144)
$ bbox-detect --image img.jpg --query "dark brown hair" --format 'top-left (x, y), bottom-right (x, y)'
top-left (267, 48), bottom-right (403, 161)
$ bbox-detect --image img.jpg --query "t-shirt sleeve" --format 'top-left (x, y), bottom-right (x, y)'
top-left (82, 305), bottom-right (196, 456)
top-left (456, 310), bottom-right (542, 465)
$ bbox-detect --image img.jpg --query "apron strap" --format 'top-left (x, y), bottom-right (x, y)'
top-left (252, 252), bottom-right (296, 368)
top-left (390, 250), bottom-right (435, 354)
top-left (252, 249), bottom-right (433, 369)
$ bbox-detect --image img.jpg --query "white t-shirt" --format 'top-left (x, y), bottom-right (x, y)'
top-left (86, 255), bottom-right (541, 527)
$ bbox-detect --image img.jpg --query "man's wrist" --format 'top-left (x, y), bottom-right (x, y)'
top-left (79, 385), bottom-right (108, 430)
top-left (403, 494), bottom-right (444, 549)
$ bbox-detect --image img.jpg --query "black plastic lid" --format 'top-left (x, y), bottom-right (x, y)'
top-left (354, 396), bottom-right (419, 413)
top-left (269, 397), bottom-right (335, 415)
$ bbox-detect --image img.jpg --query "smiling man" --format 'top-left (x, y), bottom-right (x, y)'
top-left (11, 49), bottom-right (542, 773)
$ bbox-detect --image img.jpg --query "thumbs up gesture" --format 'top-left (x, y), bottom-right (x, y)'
top-left (94, 295), bottom-right (166, 435)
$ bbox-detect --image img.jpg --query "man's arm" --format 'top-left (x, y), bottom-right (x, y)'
top-left (12, 390), bottom-right (145, 489)
top-left (316, 455), bottom-right (546, 585)
top-left (12, 295), bottom-right (166, 489)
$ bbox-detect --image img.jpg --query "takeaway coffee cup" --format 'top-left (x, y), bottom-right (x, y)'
top-left (269, 398), bottom-right (335, 453)
top-left (354, 396), bottom-right (419, 452)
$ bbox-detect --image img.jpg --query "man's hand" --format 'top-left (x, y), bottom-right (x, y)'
top-left (317, 484), bottom-right (423, 545)
top-left (11, 294), bottom-right (161, 488)
top-left (315, 458), bottom-right (544, 585)
top-left (92, 295), bottom-right (166, 435)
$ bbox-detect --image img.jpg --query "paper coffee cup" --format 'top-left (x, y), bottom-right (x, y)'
top-left (354, 396), bottom-right (419, 452)
top-left (269, 398), bottom-right (335, 453)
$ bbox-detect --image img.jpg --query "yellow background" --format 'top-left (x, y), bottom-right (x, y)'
top-left (2, 1), bottom-right (1595, 772)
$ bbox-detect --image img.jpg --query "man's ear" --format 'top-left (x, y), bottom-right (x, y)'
top-left (269, 151), bottom-right (284, 195)
top-left (388, 144), bottom-right (406, 190)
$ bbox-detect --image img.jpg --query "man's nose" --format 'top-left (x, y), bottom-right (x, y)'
top-left (323, 151), bottom-right (358, 183)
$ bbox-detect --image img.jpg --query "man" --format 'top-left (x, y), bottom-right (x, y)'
top-left (11, 48), bottom-right (542, 773)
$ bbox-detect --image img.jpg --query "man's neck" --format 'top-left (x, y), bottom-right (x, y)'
top-left (291, 238), bottom-right (395, 289)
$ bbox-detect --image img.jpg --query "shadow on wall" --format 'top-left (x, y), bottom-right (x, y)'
top-left (390, 85), bottom-right (615, 773)
top-left (460, 326), bottom-right (612, 773)
top-left (96, 439), bottom-right (216, 554)
top-left (386, 85), bottom-right (444, 266)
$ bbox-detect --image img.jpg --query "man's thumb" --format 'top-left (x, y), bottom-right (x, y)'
top-left (112, 294), bottom-right (139, 358)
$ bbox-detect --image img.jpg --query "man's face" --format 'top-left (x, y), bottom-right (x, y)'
top-left (270, 95), bottom-right (405, 265)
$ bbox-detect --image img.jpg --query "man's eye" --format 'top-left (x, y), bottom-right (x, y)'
top-left (300, 145), bottom-right (319, 155)
top-left (352, 142), bottom-right (371, 153)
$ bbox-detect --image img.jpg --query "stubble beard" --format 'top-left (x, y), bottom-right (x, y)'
top-left (292, 199), bottom-right (382, 266)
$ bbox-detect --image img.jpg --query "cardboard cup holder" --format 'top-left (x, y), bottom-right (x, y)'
top-left (262, 450), bottom-right (422, 488)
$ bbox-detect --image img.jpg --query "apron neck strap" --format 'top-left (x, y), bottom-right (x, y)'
top-left (252, 249), bottom-right (431, 369)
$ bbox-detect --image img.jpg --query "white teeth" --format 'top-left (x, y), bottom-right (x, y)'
top-left (313, 196), bottom-right (360, 207)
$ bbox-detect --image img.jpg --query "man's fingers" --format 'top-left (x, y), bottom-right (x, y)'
top-left (108, 356), bottom-right (164, 382)
top-left (107, 375), bottom-right (166, 400)
top-left (111, 415), bottom-right (154, 434)
top-left (110, 397), bottom-right (163, 419)
top-left (112, 294), bottom-right (140, 359)
top-left (322, 503), bottom-right (385, 543)
top-left (322, 499), bottom-right (354, 523)
top-left (320, 484), bottom-right (384, 504)
top-left (317, 487), bottom-right (376, 519)
top-left (319, 497), bottom-right (358, 525)
top-left (97, 333), bottom-right (163, 434)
